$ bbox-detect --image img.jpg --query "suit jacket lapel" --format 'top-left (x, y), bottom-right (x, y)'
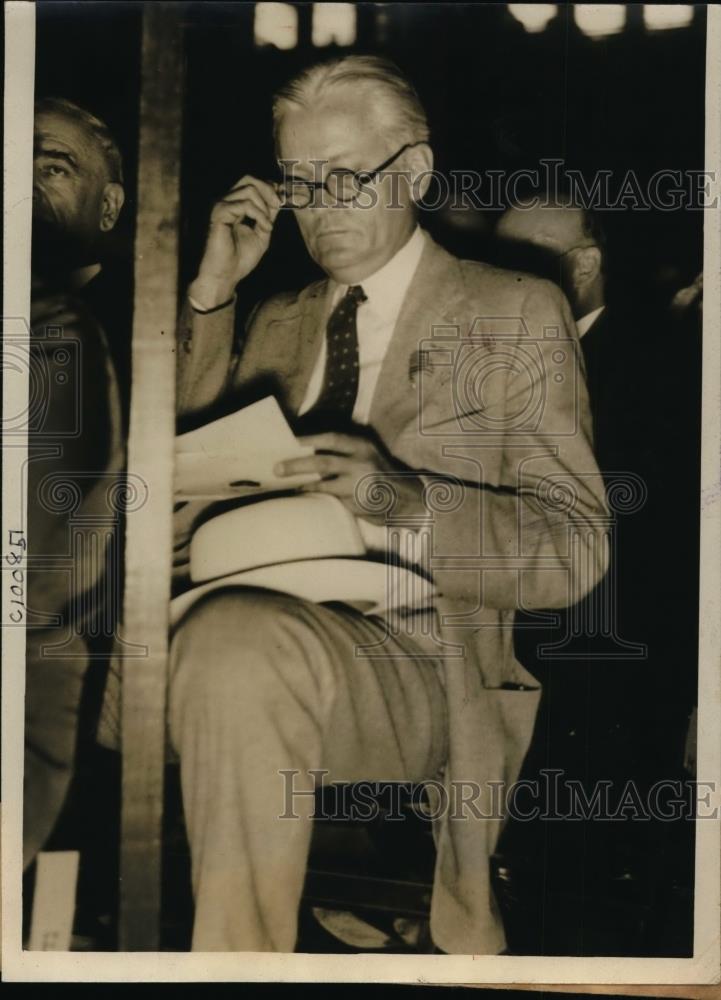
top-left (369, 232), bottom-right (466, 443)
top-left (262, 232), bottom-right (466, 428)
top-left (279, 280), bottom-right (332, 414)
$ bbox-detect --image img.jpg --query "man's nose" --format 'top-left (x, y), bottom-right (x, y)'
top-left (308, 197), bottom-right (353, 216)
top-left (32, 176), bottom-right (52, 214)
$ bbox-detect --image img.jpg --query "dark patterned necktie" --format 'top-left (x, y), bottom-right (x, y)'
top-left (304, 284), bottom-right (367, 429)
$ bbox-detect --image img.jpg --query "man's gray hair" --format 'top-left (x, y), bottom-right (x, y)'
top-left (35, 96), bottom-right (124, 185)
top-left (272, 55), bottom-right (430, 150)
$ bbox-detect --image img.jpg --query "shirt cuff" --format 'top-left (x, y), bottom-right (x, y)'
top-left (188, 293), bottom-right (236, 315)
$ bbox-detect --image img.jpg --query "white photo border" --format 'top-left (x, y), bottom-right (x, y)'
top-left (3, 0), bottom-right (720, 984)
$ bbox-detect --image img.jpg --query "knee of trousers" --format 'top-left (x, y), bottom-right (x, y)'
top-left (169, 587), bottom-right (339, 723)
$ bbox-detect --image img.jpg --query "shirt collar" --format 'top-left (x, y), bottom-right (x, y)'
top-left (576, 305), bottom-right (605, 338)
top-left (331, 225), bottom-right (425, 324)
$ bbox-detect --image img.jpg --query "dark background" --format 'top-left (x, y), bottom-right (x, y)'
top-left (32, 1), bottom-right (706, 956)
top-left (34, 1), bottom-right (707, 308)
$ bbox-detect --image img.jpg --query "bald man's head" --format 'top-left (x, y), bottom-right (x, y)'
top-left (496, 203), bottom-right (591, 255)
top-left (496, 201), bottom-right (605, 320)
top-left (32, 98), bottom-right (125, 281)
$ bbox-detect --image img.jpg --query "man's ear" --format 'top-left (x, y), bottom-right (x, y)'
top-left (404, 142), bottom-right (434, 203)
top-left (99, 182), bottom-right (125, 232)
top-left (571, 245), bottom-right (602, 289)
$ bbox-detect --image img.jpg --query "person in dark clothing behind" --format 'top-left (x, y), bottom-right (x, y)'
top-left (33, 97), bottom-right (133, 420)
top-left (490, 197), bottom-right (698, 955)
top-left (25, 98), bottom-right (128, 875)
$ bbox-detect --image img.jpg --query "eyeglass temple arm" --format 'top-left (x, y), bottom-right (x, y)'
top-left (363, 140), bottom-right (427, 181)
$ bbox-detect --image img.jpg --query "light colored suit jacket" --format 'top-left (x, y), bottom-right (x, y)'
top-left (174, 230), bottom-right (609, 953)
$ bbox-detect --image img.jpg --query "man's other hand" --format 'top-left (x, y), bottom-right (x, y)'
top-left (670, 271), bottom-right (703, 320)
top-left (275, 432), bottom-right (427, 524)
top-left (190, 175), bottom-right (281, 310)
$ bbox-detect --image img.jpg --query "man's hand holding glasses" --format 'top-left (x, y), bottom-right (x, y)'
top-left (190, 175), bottom-right (281, 311)
top-left (190, 143), bottom-right (423, 311)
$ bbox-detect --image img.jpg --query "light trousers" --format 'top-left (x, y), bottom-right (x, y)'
top-left (168, 587), bottom-right (448, 952)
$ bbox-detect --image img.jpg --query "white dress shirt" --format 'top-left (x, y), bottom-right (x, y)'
top-left (298, 225), bottom-right (427, 558)
top-left (298, 225), bottom-right (426, 421)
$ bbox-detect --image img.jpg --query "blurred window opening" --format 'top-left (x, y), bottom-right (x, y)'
top-left (507, 4), bottom-right (558, 34)
top-left (374, 3), bottom-right (391, 45)
top-left (574, 4), bottom-right (626, 38)
top-left (254, 2), bottom-right (298, 49)
top-left (643, 5), bottom-right (694, 31)
top-left (312, 3), bottom-right (356, 47)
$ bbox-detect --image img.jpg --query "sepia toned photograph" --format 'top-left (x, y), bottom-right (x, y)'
top-left (2, 0), bottom-right (720, 984)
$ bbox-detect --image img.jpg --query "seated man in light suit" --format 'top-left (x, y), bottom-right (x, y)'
top-left (172, 55), bottom-right (608, 953)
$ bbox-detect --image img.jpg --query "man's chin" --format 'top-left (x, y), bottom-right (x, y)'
top-left (312, 241), bottom-right (369, 282)
top-left (31, 219), bottom-right (96, 281)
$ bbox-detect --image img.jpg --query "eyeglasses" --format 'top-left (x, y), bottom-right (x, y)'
top-left (277, 141), bottom-right (424, 209)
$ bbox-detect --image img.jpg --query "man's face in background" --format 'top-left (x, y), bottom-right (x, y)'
top-left (494, 205), bottom-right (571, 290)
top-left (33, 110), bottom-right (121, 276)
top-left (277, 91), bottom-right (425, 285)
top-left (494, 204), bottom-right (604, 321)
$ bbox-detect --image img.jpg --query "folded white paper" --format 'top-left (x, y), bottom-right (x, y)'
top-left (172, 397), bottom-right (436, 621)
top-left (175, 396), bottom-right (320, 499)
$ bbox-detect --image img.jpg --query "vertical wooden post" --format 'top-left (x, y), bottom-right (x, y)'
top-left (119, 2), bottom-right (184, 951)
